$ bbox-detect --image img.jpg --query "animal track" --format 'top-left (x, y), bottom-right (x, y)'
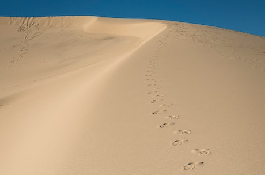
top-left (165, 115), bottom-right (179, 119)
top-left (151, 99), bottom-right (157, 103)
top-left (172, 139), bottom-right (188, 146)
top-left (144, 45), bottom-right (211, 171)
top-left (150, 99), bottom-right (164, 104)
top-left (153, 94), bottom-right (164, 98)
top-left (147, 84), bottom-right (157, 87)
top-left (159, 122), bottom-right (175, 128)
top-left (152, 110), bottom-right (160, 115)
top-left (192, 149), bottom-right (211, 155)
top-left (152, 109), bottom-right (167, 115)
top-left (175, 130), bottom-right (191, 135)
top-left (183, 162), bottom-right (204, 170)
top-left (147, 91), bottom-right (158, 95)
top-left (159, 103), bottom-right (173, 108)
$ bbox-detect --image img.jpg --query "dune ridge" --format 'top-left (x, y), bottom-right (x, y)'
top-left (0, 16), bottom-right (166, 94)
top-left (0, 16), bottom-right (166, 42)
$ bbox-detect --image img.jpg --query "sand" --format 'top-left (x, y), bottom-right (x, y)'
top-left (0, 16), bottom-right (265, 175)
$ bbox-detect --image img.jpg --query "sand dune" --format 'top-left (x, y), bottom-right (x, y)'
top-left (0, 16), bottom-right (265, 175)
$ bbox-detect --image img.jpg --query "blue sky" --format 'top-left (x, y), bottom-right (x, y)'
top-left (1, 0), bottom-right (264, 36)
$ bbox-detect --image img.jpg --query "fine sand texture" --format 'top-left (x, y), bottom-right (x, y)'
top-left (0, 16), bottom-right (265, 175)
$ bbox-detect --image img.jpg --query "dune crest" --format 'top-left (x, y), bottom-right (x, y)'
top-left (1, 16), bottom-right (166, 42)
top-left (0, 16), bottom-right (166, 93)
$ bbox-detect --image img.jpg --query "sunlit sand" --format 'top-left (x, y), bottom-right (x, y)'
top-left (0, 16), bottom-right (265, 175)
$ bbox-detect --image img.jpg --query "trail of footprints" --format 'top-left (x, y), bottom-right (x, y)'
top-left (144, 38), bottom-right (211, 171)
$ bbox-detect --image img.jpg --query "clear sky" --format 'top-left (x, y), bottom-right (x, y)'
top-left (1, 0), bottom-right (264, 36)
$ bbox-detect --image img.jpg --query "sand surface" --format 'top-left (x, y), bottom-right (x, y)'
top-left (0, 16), bottom-right (265, 175)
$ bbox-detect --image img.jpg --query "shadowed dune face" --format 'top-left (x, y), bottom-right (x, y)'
top-left (0, 16), bottom-right (265, 175)
top-left (0, 17), bottom-right (168, 175)
top-left (0, 17), bottom-right (166, 93)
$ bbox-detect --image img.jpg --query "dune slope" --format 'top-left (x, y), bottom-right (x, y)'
top-left (0, 16), bottom-right (265, 175)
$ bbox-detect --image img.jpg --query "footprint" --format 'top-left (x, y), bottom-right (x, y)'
top-left (152, 109), bottom-right (167, 115)
top-left (152, 110), bottom-right (160, 115)
top-left (151, 99), bottom-right (157, 103)
top-left (172, 139), bottom-right (188, 146)
top-left (147, 91), bottom-right (158, 95)
top-left (147, 84), bottom-right (158, 87)
top-left (159, 122), bottom-right (175, 128)
top-left (183, 162), bottom-right (204, 170)
top-left (192, 149), bottom-right (211, 155)
top-left (150, 99), bottom-right (164, 104)
top-left (165, 115), bottom-right (179, 119)
top-left (160, 103), bottom-right (173, 108)
top-left (175, 130), bottom-right (191, 135)
top-left (153, 94), bottom-right (164, 98)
